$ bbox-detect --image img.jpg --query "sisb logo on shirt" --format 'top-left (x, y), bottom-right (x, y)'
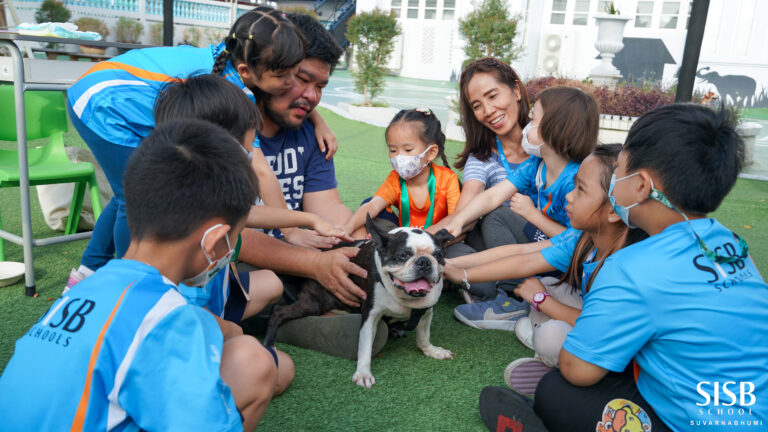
top-left (692, 240), bottom-right (752, 292)
top-left (25, 297), bottom-right (98, 347)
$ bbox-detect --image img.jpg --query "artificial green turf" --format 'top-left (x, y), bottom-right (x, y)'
top-left (0, 107), bottom-right (767, 431)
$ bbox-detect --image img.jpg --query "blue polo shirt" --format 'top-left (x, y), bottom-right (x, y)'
top-left (507, 156), bottom-right (579, 228)
top-left (257, 120), bottom-right (338, 237)
top-left (0, 259), bottom-right (241, 431)
top-left (564, 218), bottom-right (768, 430)
top-left (67, 43), bottom-right (259, 149)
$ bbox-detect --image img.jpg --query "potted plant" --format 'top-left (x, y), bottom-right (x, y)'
top-left (115, 17), bottom-right (144, 52)
top-left (590, 1), bottom-right (631, 86)
top-left (74, 17), bottom-right (109, 55)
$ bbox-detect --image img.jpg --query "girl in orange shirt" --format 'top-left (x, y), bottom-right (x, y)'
top-left (343, 108), bottom-right (460, 237)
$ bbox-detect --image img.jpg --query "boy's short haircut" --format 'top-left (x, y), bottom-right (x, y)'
top-left (286, 12), bottom-right (343, 73)
top-left (124, 119), bottom-right (258, 241)
top-left (623, 103), bottom-right (744, 214)
top-left (154, 74), bottom-right (261, 144)
top-left (536, 86), bottom-right (599, 162)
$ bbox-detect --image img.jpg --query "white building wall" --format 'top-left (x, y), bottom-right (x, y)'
top-left (361, 0), bottom-right (768, 101)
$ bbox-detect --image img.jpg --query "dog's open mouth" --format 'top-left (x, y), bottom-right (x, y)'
top-left (392, 277), bottom-right (433, 297)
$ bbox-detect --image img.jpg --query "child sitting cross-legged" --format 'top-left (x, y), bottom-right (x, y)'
top-left (0, 120), bottom-right (280, 430)
top-left (477, 104), bottom-right (768, 432)
top-left (446, 144), bottom-right (647, 393)
top-left (341, 108), bottom-right (460, 237)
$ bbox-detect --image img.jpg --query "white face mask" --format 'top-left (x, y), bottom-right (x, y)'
top-left (390, 145), bottom-right (434, 180)
top-left (520, 122), bottom-right (542, 157)
top-left (180, 224), bottom-right (234, 288)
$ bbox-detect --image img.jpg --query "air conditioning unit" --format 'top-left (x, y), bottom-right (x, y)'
top-left (536, 32), bottom-right (573, 76)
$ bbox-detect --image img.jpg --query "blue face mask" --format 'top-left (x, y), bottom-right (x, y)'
top-left (608, 173), bottom-right (640, 228)
top-left (609, 172), bottom-right (749, 264)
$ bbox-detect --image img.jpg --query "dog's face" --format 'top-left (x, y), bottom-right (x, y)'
top-left (366, 216), bottom-right (454, 301)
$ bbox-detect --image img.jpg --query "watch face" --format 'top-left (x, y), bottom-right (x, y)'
top-left (534, 292), bottom-right (545, 303)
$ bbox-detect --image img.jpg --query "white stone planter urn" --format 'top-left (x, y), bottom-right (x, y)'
top-left (591, 14), bottom-right (632, 86)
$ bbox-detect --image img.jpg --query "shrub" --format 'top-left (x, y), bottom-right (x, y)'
top-left (149, 22), bottom-right (163, 46)
top-left (346, 9), bottom-right (401, 106)
top-left (35, 0), bottom-right (71, 24)
top-left (74, 17), bottom-right (109, 39)
top-left (181, 26), bottom-right (201, 47)
top-left (525, 77), bottom-right (676, 118)
top-left (459, 0), bottom-right (522, 67)
top-left (115, 17), bottom-right (144, 44)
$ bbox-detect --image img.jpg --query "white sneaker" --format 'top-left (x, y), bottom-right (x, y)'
top-left (514, 317), bottom-right (535, 350)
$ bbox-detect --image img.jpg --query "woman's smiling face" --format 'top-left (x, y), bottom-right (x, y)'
top-left (466, 71), bottom-right (522, 137)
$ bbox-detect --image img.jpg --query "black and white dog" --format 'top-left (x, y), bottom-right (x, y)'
top-left (263, 216), bottom-right (455, 388)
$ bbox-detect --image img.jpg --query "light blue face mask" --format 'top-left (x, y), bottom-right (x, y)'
top-left (608, 172), bottom-right (641, 228)
top-left (609, 172), bottom-right (749, 264)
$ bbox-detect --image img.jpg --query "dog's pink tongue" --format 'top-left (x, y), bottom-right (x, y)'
top-left (401, 278), bottom-right (430, 294)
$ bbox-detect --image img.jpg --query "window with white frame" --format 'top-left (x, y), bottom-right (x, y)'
top-left (391, 0), bottom-right (402, 17)
top-left (442, 0), bottom-right (455, 20)
top-left (551, 0), bottom-right (566, 24)
top-left (660, 1), bottom-right (679, 28)
top-left (425, 0), bottom-right (437, 19)
top-left (407, 0), bottom-right (419, 19)
top-left (635, 1), bottom-right (653, 28)
top-left (573, 0), bottom-right (589, 25)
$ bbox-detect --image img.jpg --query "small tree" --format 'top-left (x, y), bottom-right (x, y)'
top-left (35, 0), bottom-right (71, 24)
top-left (459, 0), bottom-right (522, 67)
top-left (346, 9), bottom-right (401, 106)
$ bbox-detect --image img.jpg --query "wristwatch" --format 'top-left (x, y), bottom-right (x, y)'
top-left (532, 292), bottom-right (550, 311)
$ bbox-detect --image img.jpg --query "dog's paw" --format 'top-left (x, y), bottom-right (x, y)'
top-left (352, 370), bottom-right (376, 388)
top-left (423, 345), bottom-right (453, 360)
top-left (388, 327), bottom-right (406, 339)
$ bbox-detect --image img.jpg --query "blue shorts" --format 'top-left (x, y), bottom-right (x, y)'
top-left (222, 271), bottom-right (251, 323)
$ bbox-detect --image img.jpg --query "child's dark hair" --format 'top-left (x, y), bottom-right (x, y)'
top-left (456, 57), bottom-right (530, 170)
top-left (387, 108), bottom-right (451, 169)
top-left (286, 12), bottom-right (343, 73)
top-left (623, 103), bottom-right (744, 214)
top-left (154, 74), bottom-right (260, 144)
top-left (535, 86), bottom-right (599, 162)
top-left (124, 119), bottom-right (258, 241)
top-left (558, 144), bottom-right (648, 294)
top-left (212, 6), bottom-right (305, 77)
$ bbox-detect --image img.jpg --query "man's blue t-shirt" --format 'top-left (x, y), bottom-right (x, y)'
top-left (564, 219), bottom-right (768, 430)
top-left (0, 260), bottom-right (241, 431)
top-left (257, 120), bottom-right (337, 237)
top-left (507, 156), bottom-right (579, 228)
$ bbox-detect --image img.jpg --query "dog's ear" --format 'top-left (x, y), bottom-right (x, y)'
top-left (365, 214), bottom-right (389, 248)
top-left (432, 228), bottom-right (455, 248)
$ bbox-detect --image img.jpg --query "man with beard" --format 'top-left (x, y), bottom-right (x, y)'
top-left (237, 13), bottom-right (388, 359)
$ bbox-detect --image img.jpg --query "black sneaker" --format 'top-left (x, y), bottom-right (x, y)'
top-left (479, 386), bottom-right (548, 432)
top-left (274, 313), bottom-right (388, 361)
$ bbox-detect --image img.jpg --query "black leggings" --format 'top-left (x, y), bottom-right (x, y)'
top-left (534, 367), bottom-right (672, 432)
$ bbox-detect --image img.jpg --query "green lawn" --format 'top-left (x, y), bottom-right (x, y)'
top-left (1, 107), bottom-right (767, 431)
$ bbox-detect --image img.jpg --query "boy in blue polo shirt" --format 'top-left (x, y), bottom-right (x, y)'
top-left (479, 104), bottom-right (768, 431)
top-left (0, 120), bottom-right (279, 431)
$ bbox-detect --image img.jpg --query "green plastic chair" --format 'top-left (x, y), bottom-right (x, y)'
top-left (0, 84), bottom-right (103, 261)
